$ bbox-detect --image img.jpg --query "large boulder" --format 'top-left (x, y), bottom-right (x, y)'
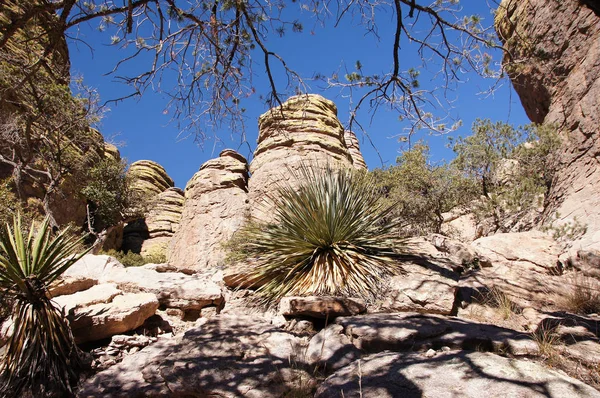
top-left (248, 94), bottom-right (355, 221)
top-left (63, 255), bottom-right (223, 313)
top-left (496, 0), bottom-right (600, 252)
top-left (315, 350), bottom-right (600, 398)
top-left (168, 150), bottom-right (249, 273)
top-left (54, 284), bottom-right (159, 344)
top-left (77, 315), bottom-right (313, 397)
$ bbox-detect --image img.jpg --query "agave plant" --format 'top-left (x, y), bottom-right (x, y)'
top-left (230, 164), bottom-right (406, 305)
top-left (0, 215), bottom-right (89, 396)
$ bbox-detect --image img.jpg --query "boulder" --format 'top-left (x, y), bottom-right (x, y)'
top-left (471, 231), bottom-right (560, 270)
top-left (343, 130), bottom-right (367, 170)
top-left (63, 254), bottom-right (124, 282)
top-left (49, 275), bottom-right (97, 297)
top-left (63, 290), bottom-right (159, 344)
top-left (496, 0), bottom-right (600, 251)
top-left (65, 255), bottom-right (224, 312)
top-left (248, 94), bottom-right (355, 221)
top-left (306, 324), bottom-right (361, 372)
top-left (315, 350), bottom-right (600, 398)
top-left (279, 296), bottom-right (367, 319)
top-left (54, 283), bottom-right (121, 315)
top-left (103, 266), bottom-right (223, 311)
top-left (168, 150), bottom-right (249, 273)
top-left (77, 315), bottom-right (313, 397)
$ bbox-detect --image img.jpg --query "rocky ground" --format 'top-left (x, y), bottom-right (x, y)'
top-left (14, 228), bottom-right (597, 397)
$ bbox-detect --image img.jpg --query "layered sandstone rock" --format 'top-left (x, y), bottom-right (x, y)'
top-left (496, 0), bottom-right (600, 251)
top-left (140, 187), bottom-right (184, 257)
top-left (343, 130), bottom-right (367, 170)
top-left (122, 160), bottom-right (179, 254)
top-left (168, 150), bottom-right (249, 273)
top-left (248, 94), bottom-right (354, 221)
top-left (128, 160), bottom-right (174, 198)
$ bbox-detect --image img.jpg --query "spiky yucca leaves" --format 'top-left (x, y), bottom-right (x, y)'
top-left (231, 165), bottom-right (406, 305)
top-left (0, 215), bottom-right (89, 397)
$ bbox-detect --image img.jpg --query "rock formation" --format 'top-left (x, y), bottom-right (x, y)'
top-left (168, 150), bottom-right (249, 273)
top-left (496, 0), bottom-right (600, 251)
top-left (128, 160), bottom-right (175, 198)
top-left (140, 187), bottom-right (184, 257)
top-left (248, 94), bottom-right (355, 220)
top-left (344, 130), bottom-right (367, 170)
top-left (122, 161), bottom-right (181, 255)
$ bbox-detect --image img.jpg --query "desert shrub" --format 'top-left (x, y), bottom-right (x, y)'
top-left (371, 143), bottom-right (477, 235)
top-left (0, 215), bottom-right (89, 396)
top-left (102, 248), bottom-right (165, 267)
top-left (451, 119), bottom-right (561, 232)
top-left (227, 164), bottom-right (406, 305)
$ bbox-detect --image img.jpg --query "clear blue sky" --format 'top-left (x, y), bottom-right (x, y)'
top-left (68, 1), bottom-right (529, 189)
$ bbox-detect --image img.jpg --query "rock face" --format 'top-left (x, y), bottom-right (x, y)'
top-left (343, 130), bottom-right (367, 170)
top-left (496, 0), bottom-right (600, 251)
top-left (248, 94), bottom-right (354, 221)
top-left (279, 296), bottom-right (367, 319)
top-left (168, 150), bottom-right (249, 273)
top-left (78, 315), bottom-right (313, 397)
top-left (316, 350), bottom-right (600, 398)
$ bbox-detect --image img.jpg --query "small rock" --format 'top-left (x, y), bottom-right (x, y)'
top-left (425, 348), bottom-right (436, 358)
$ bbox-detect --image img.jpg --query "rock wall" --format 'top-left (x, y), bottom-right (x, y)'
top-left (496, 0), bottom-right (600, 251)
top-left (248, 94), bottom-right (355, 221)
top-left (168, 150), bottom-right (249, 273)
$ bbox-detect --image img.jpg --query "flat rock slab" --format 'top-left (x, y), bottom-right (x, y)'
top-left (471, 231), bottom-right (560, 270)
top-left (315, 351), bottom-right (600, 398)
top-left (69, 292), bottom-right (159, 344)
top-left (103, 266), bottom-right (223, 311)
top-left (54, 283), bottom-right (121, 315)
top-left (78, 314), bottom-right (313, 397)
top-left (336, 313), bottom-right (538, 356)
top-left (279, 296), bottom-right (366, 319)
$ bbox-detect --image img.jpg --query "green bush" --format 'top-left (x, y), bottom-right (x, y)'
top-left (371, 143), bottom-right (477, 235)
top-left (0, 215), bottom-right (89, 396)
top-left (102, 249), bottom-right (166, 267)
top-left (227, 164), bottom-right (406, 305)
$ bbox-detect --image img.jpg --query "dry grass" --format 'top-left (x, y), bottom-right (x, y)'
top-left (556, 272), bottom-right (600, 315)
top-left (482, 287), bottom-right (520, 320)
top-left (531, 325), bottom-right (561, 364)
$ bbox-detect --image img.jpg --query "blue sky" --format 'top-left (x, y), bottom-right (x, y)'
top-left (68, 1), bottom-right (529, 188)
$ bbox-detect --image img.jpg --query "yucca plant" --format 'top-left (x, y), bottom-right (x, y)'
top-left (0, 215), bottom-right (90, 396)
top-left (229, 164), bottom-right (406, 305)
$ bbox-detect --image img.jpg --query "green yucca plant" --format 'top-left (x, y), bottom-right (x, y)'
top-left (229, 164), bottom-right (406, 305)
top-left (0, 215), bottom-right (90, 396)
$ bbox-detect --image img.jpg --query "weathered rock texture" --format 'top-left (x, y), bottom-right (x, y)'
top-left (128, 160), bottom-right (175, 198)
top-left (78, 315), bottom-right (313, 397)
top-left (168, 150), bottom-right (249, 273)
top-left (122, 160), bottom-right (179, 254)
top-left (140, 187), bottom-right (184, 257)
top-left (248, 94), bottom-right (354, 221)
top-left (496, 0), bottom-right (600, 251)
top-left (343, 130), bottom-right (367, 170)
top-left (316, 350), bottom-right (600, 398)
